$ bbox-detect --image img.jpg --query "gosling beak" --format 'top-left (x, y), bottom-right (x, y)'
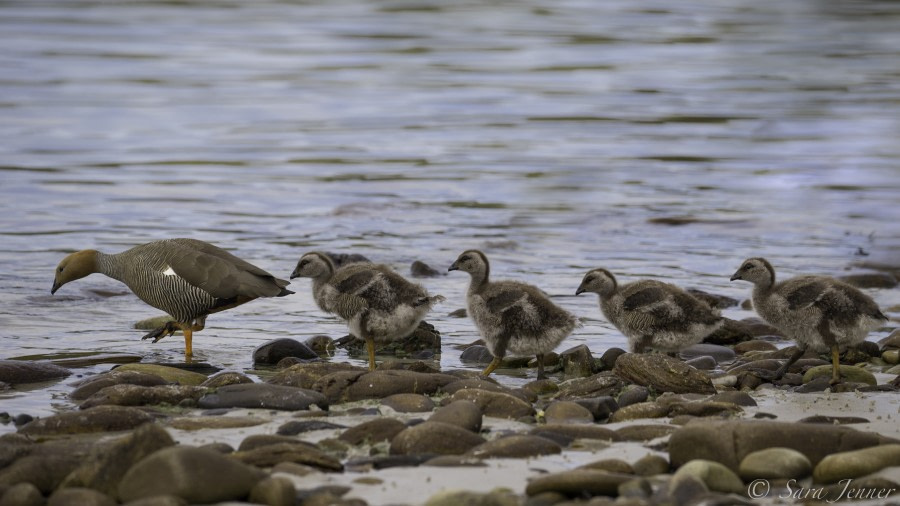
top-left (575, 286), bottom-right (585, 296)
top-left (729, 272), bottom-right (742, 282)
top-left (51, 280), bottom-right (61, 294)
top-left (289, 271), bottom-right (299, 280)
top-left (448, 261), bottom-right (459, 272)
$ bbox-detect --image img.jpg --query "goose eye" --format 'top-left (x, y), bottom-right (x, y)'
top-left (460, 255), bottom-right (470, 262)
top-left (299, 260), bottom-right (309, 268)
top-left (58, 267), bottom-right (64, 272)
top-left (742, 264), bottom-right (753, 271)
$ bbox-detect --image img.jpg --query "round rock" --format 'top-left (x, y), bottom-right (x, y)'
top-left (672, 459), bottom-right (744, 494)
top-left (466, 435), bottom-right (561, 460)
top-left (802, 365), bottom-right (877, 386)
top-left (253, 338), bottom-right (319, 365)
top-left (339, 418), bottom-right (407, 446)
top-left (739, 447), bottom-right (812, 480)
top-left (813, 444), bottom-right (900, 484)
top-left (117, 447), bottom-right (263, 504)
top-left (390, 421), bottom-right (486, 456)
top-left (429, 400), bottom-right (483, 433)
top-left (544, 400), bottom-right (593, 425)
top-left (381, 393), bottom-right (435, 413)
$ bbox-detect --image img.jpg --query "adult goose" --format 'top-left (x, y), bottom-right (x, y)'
top-left (731, 257), bottom-right (887, 384)
top-left (576, 268), bottom-right (723, 354)
top-left (449, 250), bottom-right (579, 379)
top-left (51, 238), bottom-right (292, 357)
top-left (290, 252), bottom-right (444, 370)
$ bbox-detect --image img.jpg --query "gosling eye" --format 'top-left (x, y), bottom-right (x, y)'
top-left (459, 255), bottom-right (470, 262)
top-left (298, 259), bottom-right (309, 269)
top-left (742, 263), bottom-right (753, 271)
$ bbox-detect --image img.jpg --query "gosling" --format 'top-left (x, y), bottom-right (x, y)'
top-left (291, 252), bottom-right (444, 370)
top-left (731, 258), bottom-right (887, 384)
top-left (449, 250), bottom-right (580, 379)
top-left (576, 268), bottom-right (724, 354)
top-left (51, 238), bottom-right (293, 358)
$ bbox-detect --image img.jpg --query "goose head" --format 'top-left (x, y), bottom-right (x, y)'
top-left (576, 268), bottom-right (617, 297)
top-left (448, 250), bottom-right (489, 279)
top-left (291, 252), bottom-right (335, 280)
top-left (730, 257), bottom-right (775, 288)
top-left (52, 249), bottom-right (99, 294)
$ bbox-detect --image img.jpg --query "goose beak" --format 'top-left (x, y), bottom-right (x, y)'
top-left (448, 261), bottom-right (459, 272)
top-left (51, 280), bottom-right (61, 294)
top-left (575, 286), bottom-right (585, 296)
top-left (729, 272), bottom-right (742, 281)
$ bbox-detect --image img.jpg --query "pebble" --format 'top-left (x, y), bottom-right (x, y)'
top-left (339, 418), bottom-right (408, 446)
top-left (633, 454), bottom-right (670, 476)
top-left (47, 487), bottom-right (116, 506)
top-left (117, 447), bottom-right (264, 503)
top-left (198, 383), bottom-right (328, 411)
top-left (200, 371), bottom-right (254, 388)
top-left (598, 348), bottom-right (627, 370)
top-left (572, 396), bottom-right (618, 421)
top-left (613, 353), bottom-right (716, 394)
top-left (579, 458), bottom-right (634, 474)
top-left (813, 444), bottom-right (900, 484)
top-left (233, 442), bottom-right (343, 471)
top-left (113, 364), bottom-right (207, 386)
top-left (70, 371), bottom-right (169, 400)
top-left (410, 260), bottom-right (442, 278)
top-left (555, 372), bottom-right (623, 399)
top-left (253, 338), bottom-right (319, 365)
top-left (441, 378), bottom-right (507, 395)
top-left (733, 340), bottom-right (778, 354)
top-left (248, 476), bottom-right (297, 506)
top-left (525, 469), bottom-right (634, 497)
top-left (0, 360), bottom-right (71, 385)
top-left (672, 459), bottom-right (744, 494)
top-left (669, 420), bottom-right (885, 470)
top-left (459, 345), bottom-right (494, 364)
top-left (466, 435), bottom-right (562, 459)
top-left (708, 391), bottom-right (757, 407)
top-left (424, 489), bottom-right (520, 506)
top-left (277, 420), bottom-right (346, 435)
top-left (19, 405), bottom-right (154, 436)
top-left (883, 350), bottom-right (899, 365)
top-left (447, 389), bottom-right (535, 419)
top-left (616, 385), bottom-right (649, 408)
top-left (61, 423), bottom-right (174, 497)
top-left (802, 365), bottom-right (877, 386)
top-left (381, 393), bottom-right (435, 413)
top-left (558, 344), bottom-right (595, 377)
top-left (429, 400), bottom-right (483, 432)
top-left (0, 483), bottom-right (44, 506)
top-left (530, 424), bottom-right (622, 443)
top-left (838, 272), bottom-right (898, 289)
top-left (390, 421), bottom-right (486, 456)
top-left (79, 384), bottom-right (207, 409)
top-left (316, 370), bottom-right (456, 403)
top-left (607, 401), bottom-right (669, 423)
top-left (680, 343), bottom-right (736, 363)
top-left (615, 425), bottom-right (676, 441)
top-left (543, 400), bottom-right (593, 424)
top-left (738, 447), bottom-right (811, 480)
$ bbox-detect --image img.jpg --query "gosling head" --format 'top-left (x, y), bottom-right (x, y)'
top-left (730, 257), bottom-right (775, 288)
top-left (290, 252), bottom-right (335, 280)
top-left (576, 268), bottom-right (617, 297)
top-left (448, 250), bottom-right (489, 278)
top-left (51, 249), bottom-right (99, 294)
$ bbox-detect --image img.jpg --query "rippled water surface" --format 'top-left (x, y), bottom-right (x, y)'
top-left (2, 0), bottom-right (899, 423)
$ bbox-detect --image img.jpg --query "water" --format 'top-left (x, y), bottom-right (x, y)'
top-left (1, 0), bottom-right (898, 425)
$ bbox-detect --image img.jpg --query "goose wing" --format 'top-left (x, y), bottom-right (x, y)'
top-left (787, 278), bottom-right (885, 323)
top-left (165, 239), bottom-right (289, 299)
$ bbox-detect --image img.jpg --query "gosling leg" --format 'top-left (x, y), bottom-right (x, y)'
top-left (830, 345), bottom-right (842, 385)
top-left (481, 357), bottom-right (502, 378)
top-left (366, 337), bottom-right (377, 371)
top-left (536, 353), bottom-right (546, 380)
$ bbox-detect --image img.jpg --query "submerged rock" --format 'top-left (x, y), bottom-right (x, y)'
top-left (410, 260), bottom-right (442, 278)
top-left (316, 369), bottom-right (456, 404)
top-left (19, 406), bottom-right (154, 436)
top-left (614, 353), bottom-right (715, 394)
top-left (79, 384), bottom-right (207, 409)
top-left (466, 435), bottom-right (561, 459)
top-left (200, 371), bottom-right (253, 388)
top-left (802, 365), bottom-right (877, 386)
top-left (338, 320), bottom-right (442, 358)
top-left (198, 383), bottom-right (327, 411)
top-left (0, 360), bottom-right (71, 385)
top-left (70, 371), bottom-right (169, 400)
top-left (253, 338), bottom-right (318, 365)
top-left (113, 364), bottom-right (207, 386)
top-left (339, 418), bottom-right (407, 446)
top-left (268, 362), bottom-right (365, 389)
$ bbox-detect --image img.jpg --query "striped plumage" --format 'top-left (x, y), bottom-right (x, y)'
top-left (576, 268), bottom-right (723, 354)
top-left (449, 250), bottom-right (580, 379)
top-left (290, 251), bottom-right (444, 370)
top-left (731, 257), bottom-right (888, 384)
top-left (51, 238), bottom-right (292, 357)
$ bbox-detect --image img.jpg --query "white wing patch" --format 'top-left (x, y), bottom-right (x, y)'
top-left (163, 265), bottom-right (177, 276)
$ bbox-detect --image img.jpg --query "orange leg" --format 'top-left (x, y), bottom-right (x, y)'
top-left (830, 346), bottom-right (842, 385)
top-left (481, 357), bottom-right (501, 378)
top-left (366, 337), bottom-right (376, 371)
